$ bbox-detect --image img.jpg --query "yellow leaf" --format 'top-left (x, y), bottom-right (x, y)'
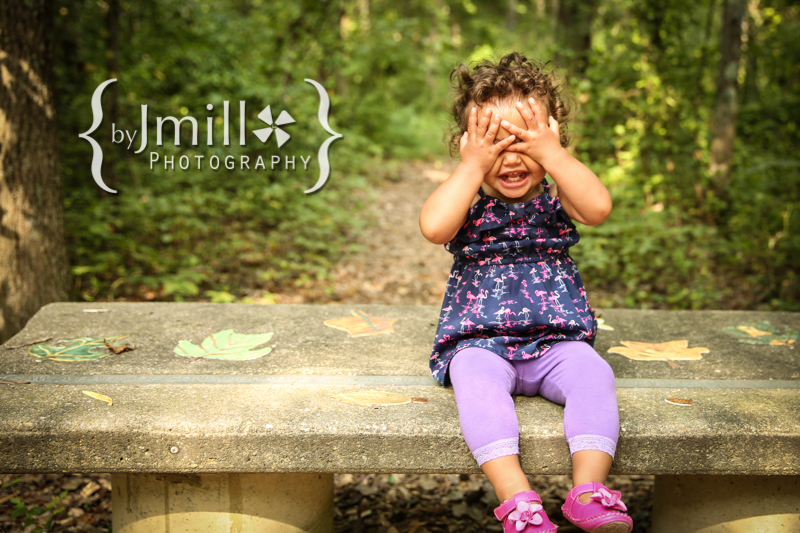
top-left (82, 390), bottom-right (113, 405)
top-left (608, 340), bottom-right (708, 361)
top-left (324, 310), bottom-right (398, 337)
top-left (330, 390), bottom-right (412, 406)
top-left (597, 318), bottom-right (614, 331)
top-left (736, 325), bottom-right (772, 337)
top-left (769, 339), bottom-right (796, 346)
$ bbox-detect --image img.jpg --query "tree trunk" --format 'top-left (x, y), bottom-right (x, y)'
top-left (555, 0), bottom-right (596, 74)
top-left (0, 0), bottom-right (70, 343)
top-left (102, 0), bottom-right (120, 191)
top-left (709, 0), bottom-right (747, 191)
top-left (507, 0), bottom-right (518, 32)
top-left (741, 0), bottom-right (760, 105)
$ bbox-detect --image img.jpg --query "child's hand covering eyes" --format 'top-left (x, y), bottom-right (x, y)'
top-left (501, 98), bottom-right (564, 167)
top-left (459, 107), bottom-right (517, 175)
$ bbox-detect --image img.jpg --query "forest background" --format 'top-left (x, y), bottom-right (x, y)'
top-left (46, 0), bottom-right (800, 318)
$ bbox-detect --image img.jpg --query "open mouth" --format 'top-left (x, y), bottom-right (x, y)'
top-left (498, 170), bottom-right (529, 187)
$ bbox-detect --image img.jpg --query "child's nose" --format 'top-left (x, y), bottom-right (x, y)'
top-left (502, 151), bottom-right (521, 163)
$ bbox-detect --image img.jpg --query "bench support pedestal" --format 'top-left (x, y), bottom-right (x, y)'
top-left (651, 475), bottom-right (800, 533)
top-left (112, 473), bottom-right (334, 533)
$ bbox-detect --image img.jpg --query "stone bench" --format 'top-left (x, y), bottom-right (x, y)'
top-left (1, 303), bottom-right (798, 532)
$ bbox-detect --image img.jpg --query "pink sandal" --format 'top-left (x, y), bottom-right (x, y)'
top-left (494, 490), bottom-right (558, 532)
top-left (561, 482), bottom-right (633, 533)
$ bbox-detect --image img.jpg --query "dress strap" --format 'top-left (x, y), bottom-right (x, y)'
top-left (541, 177), bottom-right (550, 195)
top-left (477, 186), bottom-right (486, 198)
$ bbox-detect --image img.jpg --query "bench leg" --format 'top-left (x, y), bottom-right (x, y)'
top-left (651, 474), bottom-right (800, 532)
top-left (111, 473), bottom-right (333, 532)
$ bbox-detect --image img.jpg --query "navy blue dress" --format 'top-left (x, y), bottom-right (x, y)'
top-left (430, 179), bottom-right (597, 385)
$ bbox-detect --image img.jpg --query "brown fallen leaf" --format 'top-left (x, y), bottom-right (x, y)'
top-left (0, 377), bottom-right (30, 385)
top-left (104, 339), bottom-right (135, 354)
top-left (330, 390), bottom-right (412, 406)
top-left (324, 310), bottom-right (398, 337)
top-left (665, 398), bottom-right (695, 406)
top-left (411, 397), bottom-right (428, 403)
top-left (608, 340), bottom-right (708, 368)
top-left (4, 337), bottom-right (52, 350)
top-left (82, 391), bottom-right (113, 405)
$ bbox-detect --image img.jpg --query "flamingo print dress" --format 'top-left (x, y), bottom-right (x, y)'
top-left (430, 179), bottom-right (597, 385)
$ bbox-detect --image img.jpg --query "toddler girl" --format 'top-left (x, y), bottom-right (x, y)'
top-left (419, 53), bottom-right (632, 533)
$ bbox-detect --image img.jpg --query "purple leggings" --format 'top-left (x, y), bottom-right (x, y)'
top-left (449, 341), bottom-right (619, 466)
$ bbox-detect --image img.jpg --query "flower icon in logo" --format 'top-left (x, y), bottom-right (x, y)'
top-left (253, 105), bottom-right (295, 147)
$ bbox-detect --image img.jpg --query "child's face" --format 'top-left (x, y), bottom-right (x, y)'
top-left (476, 98), bottom-right (547, 203)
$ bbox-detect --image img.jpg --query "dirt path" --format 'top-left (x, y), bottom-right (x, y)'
top-left (0, 162), bottom-right (653, 532)
top-left (270, 160), bottom-right (456, 306)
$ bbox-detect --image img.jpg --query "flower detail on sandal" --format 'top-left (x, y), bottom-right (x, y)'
top-left (561, 482), bottom-right (632, 533)
top-left (590, 486), bottom-right (627, 512)
top-left (509, 500), bottom-right (544, 530)
top-left (494, 491), bottom-right (558, 533)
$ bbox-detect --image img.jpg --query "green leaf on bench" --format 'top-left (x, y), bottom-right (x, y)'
top-left (174, 329), bottom-right (274, 360)
top-left (28, 336), bottom-right (129, 362)
top-left (722, 321), bottom-right (798, 346)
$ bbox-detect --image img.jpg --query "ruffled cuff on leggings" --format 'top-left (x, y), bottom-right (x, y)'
top-left (472, 437), bottom-right (519, 466)
top-left (567, 434), bottom-right (617, 458)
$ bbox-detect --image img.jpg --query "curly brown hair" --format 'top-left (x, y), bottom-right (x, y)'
top-left (447, 52), bottom-right (575, 158)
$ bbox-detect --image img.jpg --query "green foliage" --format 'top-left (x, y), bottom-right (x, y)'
top-left (53, 0), bottom-right (799, 310)
top-left (9, 490), bottom-right (67, 533)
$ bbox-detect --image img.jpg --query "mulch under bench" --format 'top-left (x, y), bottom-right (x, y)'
top-left (0, 472), bottom-right (653, 533)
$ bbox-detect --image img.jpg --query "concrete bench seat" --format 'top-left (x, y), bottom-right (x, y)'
top-left (1, 303), bottom-right (798, 532)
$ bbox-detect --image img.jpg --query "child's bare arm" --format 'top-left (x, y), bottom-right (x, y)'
top-left (420, 108), bottom-right (516, 244)
top-left (501, 98), bottom-right (612, 225)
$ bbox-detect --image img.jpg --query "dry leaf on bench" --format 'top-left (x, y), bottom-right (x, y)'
top-left (597, 318), bottom-right (614, 331)
top-left (324, 310), bottom-right (398, 337)
top-left (105, 339), bottom-right (135, 354)
top-left (82, 390), bottom-right (113, 405)
top-left (331, 390), bottom-right (412, 406)
top-left (608, 340), bottom-right (708, 363)
top-left (665, 398), bottom-right (695, 406)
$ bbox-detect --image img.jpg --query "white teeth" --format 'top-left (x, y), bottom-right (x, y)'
top-left (502, 172), bottom-right (526, 182)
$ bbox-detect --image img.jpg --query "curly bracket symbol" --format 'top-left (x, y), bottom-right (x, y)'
top-left (304, 78), bottom-right (343, 194)
top-left (78, 78), bottom-right (117, 194)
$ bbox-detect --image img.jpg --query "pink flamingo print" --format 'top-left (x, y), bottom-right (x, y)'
top-left (460, 291), bottom-right (477, 316)
top-left (459, 317), bottom-right (475, 333)
top-left (501, 307), bottom-right (516, 328)
top-left (505, 343), bottom-right (520, 360)
top-left (548, 292), bottom-right (567, 315)
top-left (521, 280), bottom-right (536, 304)
top-left (535, 289), bottom-right (549, 313)
top-left (548, 314), bottom-right (567, 327)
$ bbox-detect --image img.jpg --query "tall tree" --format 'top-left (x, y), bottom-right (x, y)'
top-left (555, 0), bottom-right (597, 74)
top-left (0, 0), bottom-right (69, 343)
top-left (709, 0), bottom-right (747, 194)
